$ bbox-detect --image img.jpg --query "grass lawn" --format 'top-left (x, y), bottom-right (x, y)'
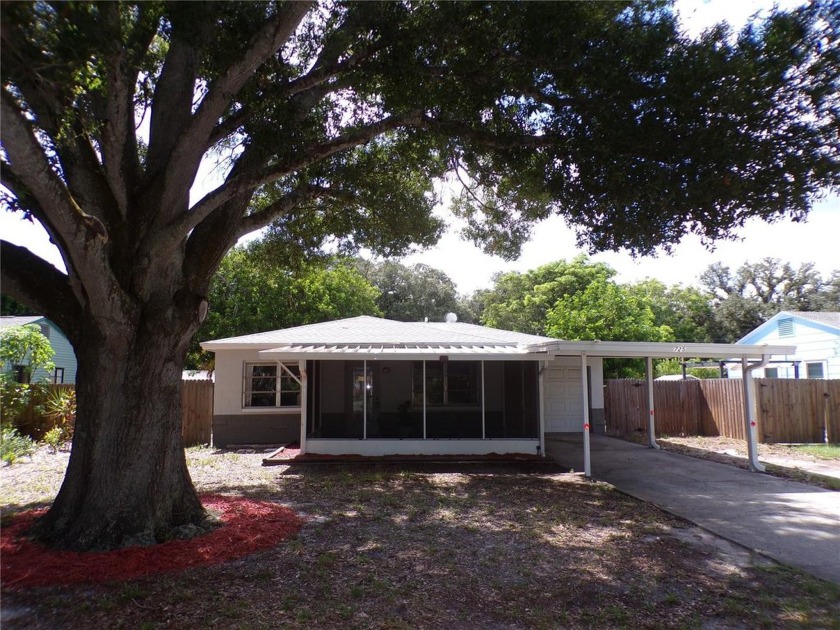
top-left (787, 443), bottom-right (840, 460)
top-left (2, 447), bottom-right (839, 629)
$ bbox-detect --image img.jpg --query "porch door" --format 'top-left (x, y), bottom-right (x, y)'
top-left (545, 365), bottom-right (584, 432)
top-left (352, 365), bottom-right (375, 436)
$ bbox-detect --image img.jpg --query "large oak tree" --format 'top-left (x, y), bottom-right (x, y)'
top-left (2, 1), bottom-right (838, 550)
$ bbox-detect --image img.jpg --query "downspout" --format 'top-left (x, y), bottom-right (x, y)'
top-left (742, 355), bottom-right (770, 472)
top-left (646, 357), bottom-right (659, 449)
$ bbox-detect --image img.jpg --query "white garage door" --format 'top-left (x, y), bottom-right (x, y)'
top-left (545, 365), bottom-right (583, 433)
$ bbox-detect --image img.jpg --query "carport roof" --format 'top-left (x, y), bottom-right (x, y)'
top-left (530, 339), bottom-right (797, 359)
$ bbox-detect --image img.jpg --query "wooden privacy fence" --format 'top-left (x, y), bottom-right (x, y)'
top-left (604, 378), bottom-right (840, 444)
top-left (5, 381), bottom-right (214, 447)
top-left (181, 379), bottom-right (214, 446)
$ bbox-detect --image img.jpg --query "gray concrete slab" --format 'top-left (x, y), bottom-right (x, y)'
top-left (546, 434), bottom-right (840, 585)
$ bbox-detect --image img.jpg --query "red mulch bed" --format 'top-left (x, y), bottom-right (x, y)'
top-left (1, 494), bottom-right (303, 590)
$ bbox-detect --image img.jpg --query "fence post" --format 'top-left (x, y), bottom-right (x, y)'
top-left (645, 357), bottom-right (659, 449)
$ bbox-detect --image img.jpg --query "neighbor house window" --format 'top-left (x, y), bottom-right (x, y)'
top-left (764, 367), bottom-right (778, 378)
top-left (242, 362), bottom-right (301, 408)
top-left (806, 362), bottom-right (825, 379)
top-left (412, 361), bottom-right (480, 406)
top-left (53, 367), bottom-right (65, 384)
top-left (777, 318), bottom-right (794, 337)
top-left (13, 365), bottom-right (30, 384)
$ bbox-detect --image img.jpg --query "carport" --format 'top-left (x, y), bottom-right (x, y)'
top-left (529, 340), bottom-right (797, 477)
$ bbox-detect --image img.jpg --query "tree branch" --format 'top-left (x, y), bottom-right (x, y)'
top-left (181, 109), bottom-right (424, 240)
top-left (1, 89), bottom-right (131, 320)
top-left (0, 15), bottom-right (68, 137)
top-left (0, 241), bottom-right (82, 343)
top-left (156, 1), bottom-right (314, 222)
top-left (99, 2), bottom-right (152, 219)
top-left (236, 185), bottom-right (326, 239)
top-left (0, 89), bottom-right (94, 246)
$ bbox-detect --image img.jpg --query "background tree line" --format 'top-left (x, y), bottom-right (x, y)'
top-left (7, 245), bottom-right (837, 373)
top-left (152, 238), bottom-right (838, 370)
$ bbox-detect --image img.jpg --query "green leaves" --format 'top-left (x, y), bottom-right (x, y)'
top-left (186, 246), bottom-right (380, 368)
top-left (546, 279), bottom-right (673, 343)
top-left (0, 324), bottom-right (55, 380)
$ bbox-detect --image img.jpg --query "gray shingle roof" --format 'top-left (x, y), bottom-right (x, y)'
top-left (202, 316), bottom-right (553, 349)
top-left (0, 315), bottom-right (44, 328)
top-left (783, 311), bottom-right (840, 329)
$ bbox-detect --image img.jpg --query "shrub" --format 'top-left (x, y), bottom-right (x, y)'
top-left (0, 381), bottom-right (52, 439)
top-left (42, 426), bottom-right (66, 454)
top-left (1, 425), bottom-right (36, 464)
top-left (44, 387), bottom-right (76, 447)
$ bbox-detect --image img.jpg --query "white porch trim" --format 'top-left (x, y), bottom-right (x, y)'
top-left (305, 438), bottom-right (540, 457)
top-left (581, 352), bottom-right (591, 477)
top-left (299, 359), bottom-right (308, 454)
top-left (645, 357), bottom-right (659, 450)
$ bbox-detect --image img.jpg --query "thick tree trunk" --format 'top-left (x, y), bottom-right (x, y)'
top-left (34, 310), bottom-right (206, 551)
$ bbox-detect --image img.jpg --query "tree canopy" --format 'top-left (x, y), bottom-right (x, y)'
top-left (478, 257), bottom-right (617, 335)
top-left (700, 258), bottom-right (840, 341)
top-left (188, 245), bottom-right (380, 368)
top-left (1, 0), bottom-right (838, 551)
top-left (355, 260), bottom-right (463, 323)
top-left (545, 279), bottom-right (674, 343)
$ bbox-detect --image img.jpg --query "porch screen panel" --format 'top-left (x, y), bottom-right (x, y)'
top-left (307, 360), bottom-right (363, 438)
top-left (485, 361), bottom-right (540, 438)
top-left (418, 360), bottom-right (483, 439)
top-left (373, 361), bottom-right (421, 438)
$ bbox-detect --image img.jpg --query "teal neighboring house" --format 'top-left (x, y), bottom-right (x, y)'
top-left (0, 316), bottom-right (77, 384)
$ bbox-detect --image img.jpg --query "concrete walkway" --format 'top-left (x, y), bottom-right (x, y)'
top-left (546, 434), bottom-right (840, 585)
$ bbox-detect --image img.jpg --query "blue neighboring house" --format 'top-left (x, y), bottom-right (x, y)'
top-left (732, 311), bottom-right (840, 380)
top-left (0, 316), bottom-right (77, 384)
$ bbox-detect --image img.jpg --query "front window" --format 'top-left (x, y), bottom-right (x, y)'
top-left (764, 367), bottom-right (778, 378)
top-left (243, 362), bottom-right (301, 408)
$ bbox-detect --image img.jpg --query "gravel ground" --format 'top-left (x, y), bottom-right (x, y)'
top-left (2, 446), bottom-right (839, 629)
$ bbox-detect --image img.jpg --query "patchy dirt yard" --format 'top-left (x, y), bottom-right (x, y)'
top-left (648, 436), bottom-right (840, 489)
top-left (2, 446), bottom-right (839, 629)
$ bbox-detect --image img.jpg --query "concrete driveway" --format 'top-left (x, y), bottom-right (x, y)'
top-left (546, 434), bottom-right (840, 585)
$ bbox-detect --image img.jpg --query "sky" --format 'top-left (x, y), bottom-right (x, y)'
top-left (1, 0), bottom-right (837, 295)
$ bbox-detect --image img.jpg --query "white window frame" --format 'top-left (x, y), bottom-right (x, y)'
top-left (805, 362), bottom-right (825, 379)
top-left (242, 362), bottom-right (302, 409)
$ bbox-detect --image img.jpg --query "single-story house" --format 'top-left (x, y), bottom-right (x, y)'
top-left (0, 315), bottom-right (77, 384)
top-left (202, 315), bottom-right (795, 474)
top-left (729, 311), bottom-right (840, 380)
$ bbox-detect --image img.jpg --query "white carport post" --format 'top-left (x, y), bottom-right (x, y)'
top-left (299, 360), bottom-right (308, 455)
top-left (645, 357), bottom-right (659, 449)
top-left (581, 352), bottom-right (591, 477)
top-left (742, 356), bottom-right (768, 472)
